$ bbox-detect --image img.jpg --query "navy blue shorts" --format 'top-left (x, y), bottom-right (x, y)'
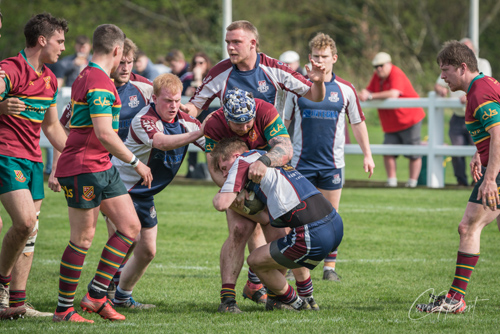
top-left (300, 168), bottom-right (343, 191)
top-left (270, 210), bottom-right (343, 270)
top-left (468, 167), bottom-right (500, 208)
top-left (130, 194), bottom-right (158, 228)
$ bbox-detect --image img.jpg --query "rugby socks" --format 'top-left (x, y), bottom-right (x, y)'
top-left (0, 274), bottom-right (11, 289)
top-left (89, 231), bottom-right (134, 299)
top-left (9, 290), bottom-right (25, 308)
top-left (276, 284), bottom-right (303, 309)
top-left (296, 276), bottom-right (313, 297)
top-left (112, 259), bottom-right (129, 286)
top-left (220, 284), bottom-right (236, 301)
top-left (57, 241), bottom-right (88, 313)
top-left (324, 248), bottom-right (338, 270)
top-left (113, 286), bottom-right (133, 304)
top-left (247, 267), bottom-right (261, 284)
top-left (449, 251), bottom-right (480, 301)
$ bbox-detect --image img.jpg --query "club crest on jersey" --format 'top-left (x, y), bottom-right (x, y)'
top-left (14, 170), bottom-right (26, 183)
top-left (332, 173), bottom-right (341, 184)
top-left (128, 95), bottom-right (140, 108)
top-left (328, 92), bottom-right (339, 103)
top-left (43, 76), bottom-right (51, 89)
top-left (257, 80), bottom-right (269, 93)
top-left (150, 206), bottom-right (157, 219)
top-left (82, 186), bottom-right (96, 201)
top-left (248, 129), bottom-right (258, 142)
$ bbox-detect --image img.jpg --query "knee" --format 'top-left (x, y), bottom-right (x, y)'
top-left (141, 247), bottom-right (156, 263)
top-left (13, 217), bottom-right (36, 237)
top-left (229, 222), bottom-right (254, 244)
top-left (247, 253), bottom-right (259, 270)
top-left (457, 221), bottom-right (472, 237)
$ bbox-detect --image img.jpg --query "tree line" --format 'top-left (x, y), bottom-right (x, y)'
top-left (2, 0), bottom-right (499, 95)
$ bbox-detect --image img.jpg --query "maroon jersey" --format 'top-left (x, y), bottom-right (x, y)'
top-left (56, 62), bottom-right (121, 177)
top-left (0, 50), bottom-right (58, 162)
top-left (204, 98), bottom-right (289, 153)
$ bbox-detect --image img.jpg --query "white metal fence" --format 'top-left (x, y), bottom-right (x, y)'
top-left (42, 88), bottom-right (474, 188)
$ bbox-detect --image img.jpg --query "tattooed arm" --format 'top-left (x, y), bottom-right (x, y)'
top-left (248, 135), bottom-right (293, 183)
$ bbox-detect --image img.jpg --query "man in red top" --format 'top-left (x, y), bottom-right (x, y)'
top-left (359, 52), bottom-right (425, 188)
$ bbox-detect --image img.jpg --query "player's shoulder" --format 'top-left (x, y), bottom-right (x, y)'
top-left (177, 110), bottom-right (201, 125)
top-left (130, 72), bottom-right (153, 85)
top-left (207, 59), bottom-right (233, 77)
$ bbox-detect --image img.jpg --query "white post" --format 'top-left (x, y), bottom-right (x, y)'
top-left (426, 91), bottom-right (445, 188)
top-left (470, 0), bottom-right (479, 53)
top-left (221, 0), bottom-right (232, 59)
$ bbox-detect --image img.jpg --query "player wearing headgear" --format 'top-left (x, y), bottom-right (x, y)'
top-left (211, 137), bottom-right (344, 311)
top-left (205, 88), bottom-right (317, 312)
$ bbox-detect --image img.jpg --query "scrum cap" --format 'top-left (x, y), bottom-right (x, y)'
top-left (223, 88), bottom-right (256, 124)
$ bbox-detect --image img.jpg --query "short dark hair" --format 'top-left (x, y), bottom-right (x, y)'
top-left (75, 35), bottom-right (90, 45)
top-left (437, 40), bottom-right (478, 72)
top-left (92, 24), bottom-right (125, 55)
top-left (24, 13), bottom-right (69, 48)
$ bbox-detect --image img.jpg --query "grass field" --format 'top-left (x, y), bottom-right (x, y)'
top-left (2, 180), bottom-right (500, 333)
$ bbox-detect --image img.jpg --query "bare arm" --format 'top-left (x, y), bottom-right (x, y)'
top-left (478, 125), bottom-right (500, 210)
top-left (179, 102), bottom-right (201, 118)
top-left (303, 58), bottom-right (326, 102)
top-left (41, 106), bottom-right (67, 152)
top-left (152, 129), bottom-right (203, 151)
top-left (248, 135), bottom-right (293, 183)
top-left (350, 121), bottom-right (375, 178)
top-left (93, 116), bottom-right (153, 188)
top-left (213, 191), bottom-right (238, 212)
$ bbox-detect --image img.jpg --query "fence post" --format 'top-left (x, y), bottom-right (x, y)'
top-left (426, 91), bottom-right (445, 188)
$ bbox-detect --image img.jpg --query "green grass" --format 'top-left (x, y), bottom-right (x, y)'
top-left (1, 182), bottom-right (499, 333)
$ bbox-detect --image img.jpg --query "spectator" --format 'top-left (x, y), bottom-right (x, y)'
top-left (133, 50), bottom-right (160, 81)
top-left (359, 52), bottom-right (425, 188)
top-left (182, 52), bottom-right (213, 179)
top-left (279, 50), bottom-right (306, 76)
top-left (434, 37), bottom-right (492, 186)
top-left (153, 56), bottom-right (171, 75)
top-left (166, 49), bottom-right (189, 80)
top-left (46, 35), bottom-right (91, 87)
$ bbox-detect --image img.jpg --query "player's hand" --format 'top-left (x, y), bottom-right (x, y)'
top-left (470, 152), bottom-right (482, 182)
top-left (48, 170), bottom-right (61, 192)
top-left (477, 178), bottom-right (498, 211)
top-left (248, 160), bottom-right (267, 184)
top-left (364, 156), bottom-right (375, 178)
top-left (135, 161), bottom-right (153, 189)
top-left (305, 57), bottom-right (326, 83)
top-left (0, 98), bottom-right (25, 115)
top-left (231, 189), bottom-right (247, 211)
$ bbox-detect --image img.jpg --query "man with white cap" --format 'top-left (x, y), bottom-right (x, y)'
top-left (359, 52), bottom-right (425, 188)
top-left (279, 50), bottom-right (306, 76)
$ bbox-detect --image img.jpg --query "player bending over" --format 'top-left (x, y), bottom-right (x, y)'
top-left (211, 137), bottom-right (344, 311)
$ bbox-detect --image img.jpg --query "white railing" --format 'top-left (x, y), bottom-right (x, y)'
top-left (43, 88), bottom-right (473, 188)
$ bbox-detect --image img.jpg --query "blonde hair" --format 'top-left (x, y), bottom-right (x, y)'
top-left (153, 73), bottom-right (183, 96)
top-left (309, 32), bottom-right (337, 56)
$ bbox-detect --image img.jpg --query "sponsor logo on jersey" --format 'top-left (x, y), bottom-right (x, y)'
top-left (332, 173), bottom-right (341, 184)
top-left (94, 96), bottom-right (111, 107)
top-left (14, 170), bottom-right (26, 183)
top-left (270, 123), bottom-right (285, 137)
top-left (29, 81), bottom-right (34, 86)
top-left (257, 80), bottom-right (269, 93)
top-left (483, 108), bottom-right (498, 121)
top-left (82, 186), bottom-right (96, 201)
top-left (328, 92), bottom-right (339, 103)
top-left (150, 206), bottom-right (157, 219)
top-left (206, 143), bottom-right (215, 152)
top-left (43, 76), bottom-right (51, 89)
top-left (128, 95), bottom-right (140, 108)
